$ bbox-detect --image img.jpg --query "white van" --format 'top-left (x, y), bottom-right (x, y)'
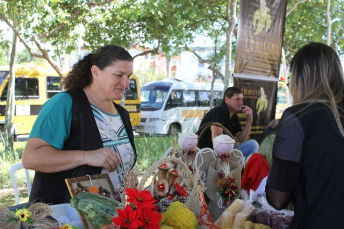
top-left (136, 78), bottom-right (224, 136)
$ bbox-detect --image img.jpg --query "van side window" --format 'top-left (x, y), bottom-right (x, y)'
top-left (214, 91), bottom-right (222, 106)
top-left (165, 90), bottom-right (182, 110)
top-left (182, 91), bottom-right (196, 107)
top-left (47, 76), bottom-right (61, 99)
top-left (198, 91), bottom-right (210, 106)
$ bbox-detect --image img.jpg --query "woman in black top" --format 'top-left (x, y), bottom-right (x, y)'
top-left (266, 42), bottom-right (344, 228)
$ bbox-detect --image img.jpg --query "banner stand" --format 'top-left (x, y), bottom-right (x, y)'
top-left (233, 73), bottom-right (278, 144)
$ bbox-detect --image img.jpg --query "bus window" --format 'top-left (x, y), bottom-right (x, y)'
top-left (198, 91), bottom-right (222, 107)
top-left (182, 91), bottom-right (196, 107)
top-left (47, 76), bottom-right (61, 99)
top-left (198, 91), bottom-right (210, 106)
top-left (1, 78), bottom-right (39, 100)
top-left (47, 76), bottom-right (61, 98)
top-left (214, 91), bottom-right (222, 106)
top-left (125, 78), bottom-right (138, 100)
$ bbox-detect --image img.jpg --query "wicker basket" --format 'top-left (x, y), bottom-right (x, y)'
top-left (196, 122), bottom-right (241, 151)
top-left (137, 156), bottom-right (204, 218)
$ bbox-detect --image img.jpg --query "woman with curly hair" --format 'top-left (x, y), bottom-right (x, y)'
top-left (266, 42), bottom-right (344, 228)
top-left (22, 45), bottom-right (136, 204)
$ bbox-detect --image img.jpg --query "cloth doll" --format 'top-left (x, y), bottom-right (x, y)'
top-left (178, 132), bottom-right (199, 172)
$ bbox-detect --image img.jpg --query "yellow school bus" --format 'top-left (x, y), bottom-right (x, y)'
top-left (0, 65), bottom-right (62, 137)
top-left (0, 65), bottom-right (141, 137)
top-left (114, 73), bottom-right (141, 129)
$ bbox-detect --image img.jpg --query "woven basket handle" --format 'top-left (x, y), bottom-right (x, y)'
top-left (196, 122), bottom-right (241, 151)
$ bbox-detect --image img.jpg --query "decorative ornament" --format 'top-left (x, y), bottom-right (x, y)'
top-left (167, 194), bottom-right (173, 200)
top-left (159, 183), bottom-right (166, 191)
top-left (160, 163), bottom-right (168, 168)
top-left (155, 180), bottom-right (169, 196)
top-left (216, 175), bottom-right (239, 205)
top-left (213, 134), bottom-right (235, 178)
top-left (175, 183), bottom-right (188, 197)
top-left (167, 169), bottom-right (179, 187)
top-left (178, 132), bottom-right (198, 171)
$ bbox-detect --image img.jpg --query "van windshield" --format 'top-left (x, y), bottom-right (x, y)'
top-left (141, 85), bottom-right (171, 111)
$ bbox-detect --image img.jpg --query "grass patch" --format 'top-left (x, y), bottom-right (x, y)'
top-left (133, 136), bottom-right (175, 172)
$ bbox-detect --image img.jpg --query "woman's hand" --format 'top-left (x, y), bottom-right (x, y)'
top-left (85, 147), bottom-right (121, 172)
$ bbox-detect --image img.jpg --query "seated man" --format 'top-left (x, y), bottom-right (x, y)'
top-left (197, 87), bottom-right (259, 159)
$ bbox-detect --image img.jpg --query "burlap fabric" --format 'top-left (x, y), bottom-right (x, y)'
top-left (205, 160), bottom-right (242, 221)
top-left (196, 148), bottom-right (244, 184)
top-left (164, 146), bottom-right (182, 158)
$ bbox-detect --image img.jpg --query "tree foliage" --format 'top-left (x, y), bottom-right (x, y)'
top-left (135, 64), bottom-right (166, 86)
top-left (0, 0), bottom-right (118, 78)
top-left (0, 30), bottom-right (10, 66)
top-left (284, 0), bottom-right (344, 61)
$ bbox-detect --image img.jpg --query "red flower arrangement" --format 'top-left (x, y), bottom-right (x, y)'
top-left (112, 188), bottom-right (162, 229)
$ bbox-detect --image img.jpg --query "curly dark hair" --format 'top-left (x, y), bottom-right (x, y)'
top-left (63, 45), bottom-right (133, 90)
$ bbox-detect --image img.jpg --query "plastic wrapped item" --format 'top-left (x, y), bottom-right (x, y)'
top-left (215, 190), bottom-right (257, 228)
top-left (231, 190), bottom-right (257, 228)
top-left (244, 194), bottom-right (293, 229)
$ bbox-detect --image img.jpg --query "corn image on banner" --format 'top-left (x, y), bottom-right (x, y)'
top-left (234, 0), bottom-right (287, 77)
top-left (233, 75), bottom-right (278, 144)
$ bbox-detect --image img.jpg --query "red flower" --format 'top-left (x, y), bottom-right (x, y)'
top-left (126, 188), bottom-right (154, 209)
top-left (112, 205), bottom-right (143, 229)
top-left (140, 207), bottom-right (162, 229)
top-left (175, 183), bottom-right (188, 197)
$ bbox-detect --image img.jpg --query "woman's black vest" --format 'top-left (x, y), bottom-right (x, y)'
top-left (29, 88), bottom-right (136, 204)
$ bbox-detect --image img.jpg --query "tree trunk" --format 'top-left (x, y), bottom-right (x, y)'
top-left (210, 28), bottom-right (218, 108)
top-left (166, 55), bottom-right (171, 78)
top-left (224, 0), bottom-right (238, 89)
top-left (4, 31), bottom-right (17, 153)
top-left (326, 0), bottom-right (331, 45)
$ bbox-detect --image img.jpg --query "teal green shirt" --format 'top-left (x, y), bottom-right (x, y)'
top-left (29, 92), bottom-right (72, 150)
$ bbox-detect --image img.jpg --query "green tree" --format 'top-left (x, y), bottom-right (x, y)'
top-left (0, 31), bottom-right (10, 66)
top-left (135, 64), bottom-right (166, 86)
top-left (16, 49), bottom-right (47, 65)
top-left (0, 0), bottom-right (118, 78)
top-left (284, 0), bottom-right (344, 61)
top-left (0, 0), bottom-right (118, 149)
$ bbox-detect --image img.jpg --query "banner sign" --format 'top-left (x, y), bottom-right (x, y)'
top-left (234, 0), bottom-right (287, 78)
top-left (234, 75), bottom-right (278, 144)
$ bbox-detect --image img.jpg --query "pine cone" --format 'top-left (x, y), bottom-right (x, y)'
top-left (158, 197), bottom-right (171, 212)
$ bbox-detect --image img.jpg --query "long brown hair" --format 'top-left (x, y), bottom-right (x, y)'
top-left (289, 42), bottom-right (344, 136)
